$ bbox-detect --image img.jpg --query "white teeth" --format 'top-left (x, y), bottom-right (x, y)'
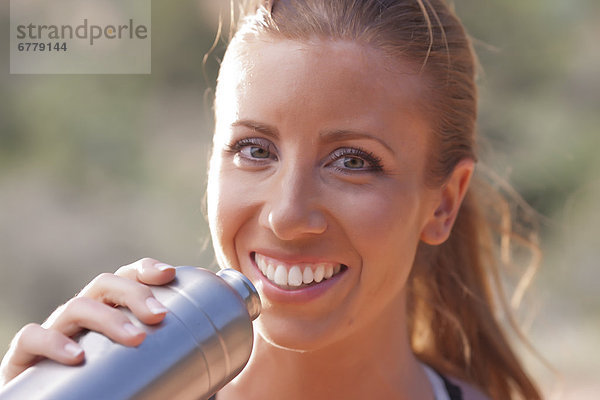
top-left (255, 254), bottom-right (344, 288)
top-left (302, 267), bottom-right (314, 284)
top-left (274, 265), bottom-right (288, 286)
top-left (256, 254), bottom-right (264, 272)
top-left (313, 264), bottom-right (324, 283)
top-left (324, 265), bottom-right (333, 279)
top-left (288, 266), bottom-right (303, 286)
top-left (267, 264), bottom-right (275, 281)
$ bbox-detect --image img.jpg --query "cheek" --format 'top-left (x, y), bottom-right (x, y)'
top-left (339, 185), bottom-right (422, 247)
top-left (208, 162), bottom-right (242, 268)
top-left (333, 184), bottom-right (424, 291)
top-left (207, 160), bottom-right (263, 269)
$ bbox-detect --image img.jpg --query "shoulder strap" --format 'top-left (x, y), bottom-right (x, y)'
top-left (421, 363), bottom-right (464, 400)
top-left (439, 374), bottom-right (464, 400)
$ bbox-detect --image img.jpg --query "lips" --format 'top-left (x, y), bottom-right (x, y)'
top-left (254, 252), bottom-right (346, 289)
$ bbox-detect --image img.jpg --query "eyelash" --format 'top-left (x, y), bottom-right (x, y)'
top-left (328, 147), bottom-right (384, 173)
top-left (225, 137), bottom-right (384, 173)
top-left (225, 138), bottom-right (278, 160)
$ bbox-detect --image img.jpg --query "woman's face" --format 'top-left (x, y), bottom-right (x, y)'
top-left (208, 37), bottom-right (442, 350)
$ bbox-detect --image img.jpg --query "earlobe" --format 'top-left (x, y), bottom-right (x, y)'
top-left (420, 159), bottom-right (475, 245)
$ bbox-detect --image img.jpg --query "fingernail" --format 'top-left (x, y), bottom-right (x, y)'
top-left (64, 342), bottom-right (83, 357)
top-left (123, 322), bottom-right (144, 337)
top-left (155, 263), bottom-right (175, 272)
top-left (146, 297), bottom-right (168, 315)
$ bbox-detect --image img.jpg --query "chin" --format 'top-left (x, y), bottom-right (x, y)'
top-left (253, 312), bottom-right (347, 353)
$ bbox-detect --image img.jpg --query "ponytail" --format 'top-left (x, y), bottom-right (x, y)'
top-left (409, 175), bottom-right (542, 399)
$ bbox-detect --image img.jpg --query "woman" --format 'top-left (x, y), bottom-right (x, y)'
top-left (1, 1), bottom-right (542, 399)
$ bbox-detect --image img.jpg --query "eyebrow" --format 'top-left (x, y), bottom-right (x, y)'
top-left (319, 129), bottom-right (396, 155)
top-left (231, 119), bottom-right (395, 155)
top-left (231, 120), bottom-right (279, 139)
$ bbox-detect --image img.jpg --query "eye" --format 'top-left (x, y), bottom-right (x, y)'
top-left (340, 157), bottom-right (365, 169)
top-left (225, 137), bottom-right (278, 162)
top-left (327, 147), bottom-right (383, 173)
top-left (243, 146), bottom-right (271, 159)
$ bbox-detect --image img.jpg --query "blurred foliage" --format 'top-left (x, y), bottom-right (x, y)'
top-left (1, 0), bottom-right (599, 397)
top-left (456, 0), bottom-right (600, 216)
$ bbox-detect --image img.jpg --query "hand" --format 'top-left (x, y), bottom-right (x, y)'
top-left (0, 258), bottom-right (176, 386)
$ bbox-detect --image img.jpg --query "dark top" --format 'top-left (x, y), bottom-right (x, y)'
top-left (440, 372), bottom-right (464, 399)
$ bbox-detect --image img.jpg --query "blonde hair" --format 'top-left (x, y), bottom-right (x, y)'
top-left (217, 1), bottom-right (542, 398)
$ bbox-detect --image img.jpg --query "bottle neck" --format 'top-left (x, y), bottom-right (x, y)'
top-left (217, 269), bottom-right (261, 320)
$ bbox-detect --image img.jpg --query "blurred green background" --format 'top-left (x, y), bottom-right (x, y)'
top-left (1, 1), bottom-right (598, 398)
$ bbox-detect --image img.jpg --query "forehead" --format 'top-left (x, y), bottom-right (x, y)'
top-left (219, 37), bottom-right (422, 99)
top-left (215, 37), bottom-right (429, 149)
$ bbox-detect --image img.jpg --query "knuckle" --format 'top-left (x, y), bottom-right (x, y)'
top-left (114, 264), bottom-right (131, 276)
top-left (131, 282), bottom-right (153, 299)
top-left (62, 296), bottom-right (91, 314)
top-left (98, 304), bottom-right (130, 325)
top-left (80, 272), bottom-right (115, 294)
top-left (19, 323), bottom-right (40, 335)
top-left (116, 258), bottom-right (147, 276)
top-left (44, 328), bottom-right (64, 342)
top-left (109, 306), bottom-right (130, 321)
top-left (93, 272), bottom-right (116, 284)
top-left (62, 297), bottom-right (125, 325)
top-left (115, 257), bottom-right (159, 278)
top-left (13, 323), bottom-right (40, 348)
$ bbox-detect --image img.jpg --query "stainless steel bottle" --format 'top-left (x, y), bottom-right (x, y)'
top-left (0, 267), bottom-right (261, 400)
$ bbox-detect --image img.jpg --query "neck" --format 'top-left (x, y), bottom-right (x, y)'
top-left (217, 293), bottom-right (433, 400)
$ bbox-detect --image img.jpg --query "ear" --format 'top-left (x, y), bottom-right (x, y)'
top-left (420, 159), bottom-right (475, 245)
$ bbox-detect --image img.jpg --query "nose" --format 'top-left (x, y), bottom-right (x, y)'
top-left (258, 168), bottom-right (327, 241)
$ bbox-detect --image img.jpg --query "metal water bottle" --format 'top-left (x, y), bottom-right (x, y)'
top-left (0, 267), bottom-right (261, 400)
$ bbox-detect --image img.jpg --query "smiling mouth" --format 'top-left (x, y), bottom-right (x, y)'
top-left (253, 252), bottom-right (347, 290)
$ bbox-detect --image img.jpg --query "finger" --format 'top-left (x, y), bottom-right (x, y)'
top-left (42, 297), bottom-right (147, 346)
top-left (115, 257), bottom-right (176, 285)
top-left (1, 323), bottom-right (84, 384)
top-left (76, 273), bottom-right (168, 325)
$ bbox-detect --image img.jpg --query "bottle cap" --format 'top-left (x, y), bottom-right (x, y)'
top-left (217, 268), bottom-right (261, 320)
